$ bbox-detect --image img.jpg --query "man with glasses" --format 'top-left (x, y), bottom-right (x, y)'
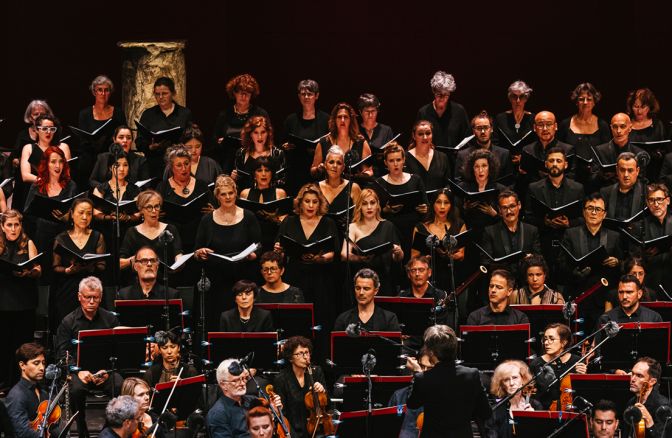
top-left (55, 276), bottom-right (122, 438)
top-left (399, 256), bottom-right (452, 327)
top-left (599, 152), bottom-right (646, 226)
top-left (207, 358), bottom-right (282, 438)
top-left (416, 70), bottom-right (470, 149)
top-left (118, 246), bottom-right (178, 299)
top-left (593, 113), bottom-right (645, 188)
top-left (480, 190), bottom-right (541, 284)
top-left (454, 111), bottom-right (512, 180)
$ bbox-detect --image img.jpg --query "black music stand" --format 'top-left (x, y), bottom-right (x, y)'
top-left (254, 303), bottom-right (315, 339)
top-left (458, 324), bottom-right (531, 369)
top-left (374, 297), bottom-right (435, 336)
top-left (337, 376), bottom-right (412, 411)
top-left (152, 374), bottom-right (205, 420)
top-left (206, 332), bottom-right (278, 369)
top-left (511, 410), bottom-right (589, 438)
top-left (510, 305), bottom-right (570, 351)
top-left (75, 327), bottom-right (149, 372)
top-left (569, 374), bottom-right (631, 416)
top-left (114, 299), bottom-right (185, 334)
top-left (335, 405), bottom-right (406, 437)
top-left (599, 322), bottom-right (671, 371)
top-left (331, 331), bottom-right (403, 376)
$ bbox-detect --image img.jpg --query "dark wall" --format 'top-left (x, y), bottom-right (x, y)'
top-left (3, 0), bottom-right (671, 147)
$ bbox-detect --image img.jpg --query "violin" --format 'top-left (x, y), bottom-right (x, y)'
top-left (304, 366), bottom-right (335, 438)
top-left (30, 379), bottom-right (69, 434)
top-left (132, 419), bottom-right (148, 438)
top-left (264, 384), bottom-right (291, 438)
top-left (636, 381), bottom-right (649, 438)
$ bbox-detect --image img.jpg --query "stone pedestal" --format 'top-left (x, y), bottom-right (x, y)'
top-left (117, 40), bottom-right (187, 131)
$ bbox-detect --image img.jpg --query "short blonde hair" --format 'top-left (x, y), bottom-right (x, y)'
top-left (293, 183), bottom-right (328, 216)
top-left (214, 174), bottom-right (237, 198)
top-left (136, 190), bottom-right (162, 211)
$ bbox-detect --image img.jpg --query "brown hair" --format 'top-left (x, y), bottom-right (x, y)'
top-left (327, 102), bottom-right (362, 141)
top-left (383, 142), bottom-right (406, 161)
top-left (226, 74), bottom-right (260, 99)
top-left (16, 342), bottom-right (45, 365)
top-left (120, 377), bottom-right (150, 397)
top-left (0, 210), bottom-right (29, 255)
top-left (240, 116), bottom-right (275, 152)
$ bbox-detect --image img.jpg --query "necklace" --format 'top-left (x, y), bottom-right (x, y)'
top-left (173, 177), bottom-right (191, 195)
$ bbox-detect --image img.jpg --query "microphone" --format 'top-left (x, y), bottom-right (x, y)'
top-left (656, 405), bottom-right (672, 423)
top-left (604, 321), bottom-right (620, 338)
top-left (345, 323), bottom-right (363, 338)
top-left (572, 396), bottom-right (593, 411)
top-left (197, 269), bottom-right (211, 293)
top-left (361, 349), bottom-right (376, 372)
top-left (45, 364), bottom-right (62, 380)
top-left (159, 229), bottom-right (174, 244)
top-left (440, 228), bottom-right (458, 251)
top-left (636, 151), bottom-right (651, 168)
top-left (425, 234), bottom-right (440, 249)
top-left (536, 365), bottom-right (556, 390)
top-left (624, 405), bottom-right (643, 426)
top-left (110, 143), bottom-right (124, 157)
top-left (562, 301), bottom-right (577, 322)
top-left (345, 149), bottom-right (360, 168)
top-left (228, 352), bottom-right (255, 376)
top-left (325, 359), bottom-right (337, 368)
top-left (186, 409), bottom-right (205, 434)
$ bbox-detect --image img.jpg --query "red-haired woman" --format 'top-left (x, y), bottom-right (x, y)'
top-left (232, 116), bottom-right (286, 191)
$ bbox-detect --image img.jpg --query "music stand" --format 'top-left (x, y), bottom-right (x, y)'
top-left (335, 405), bottom-right (406, 437)
top-left (569, 374), bottom-right (631, 416)
top-left (255, 303), bottom-right (315, 339)
top-left (331, 331), bottom-right (403, 376)
top-left (374, 297), bottom-right (435, 336)
top-left (206, 332), bottom-right (278, 369)
top-left (511, 410), bottom-right (589, 438)
top-left (510, 305), bottom-right (570, 351)
top-left (599, 322), bottom-right (671, 370)
top-left (76, 327), bottom-right (149, 372)
top-left (642, 302), bottom-right (672, 324)
top-left (458, 324), bottom-right (531, 370)
top-left (338, 376), bottom-right (412, 411)
top-left (114, 299), bottom-right (185, 334)
top-left (152, 374), bottom-right (205, 420)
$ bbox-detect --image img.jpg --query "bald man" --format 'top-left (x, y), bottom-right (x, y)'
top-left (592, 113), bottom-right (645, 188)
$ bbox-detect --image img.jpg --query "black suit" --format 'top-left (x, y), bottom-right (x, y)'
top-left (407, 361), bottom-right (492, 437)
top-left (518, 140), bottom-right (575, 197)
top-left (480, 220), bottom-right (541, 282)
top-left (600, 181), bottom-right (647, 224)
top-left (592, 140), bottom-right (644, 188)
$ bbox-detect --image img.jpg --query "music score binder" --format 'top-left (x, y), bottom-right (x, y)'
top-left (152, 374), bottom-right (205, 420)
top-left (351, 241), bottom-right (393, 257)
top-left (530, 197), bottom-right (582, 220)
top-left (0, 252), bottom-right (43, 274)
top-left (331, 331), bottom-right (403, 376)
top-left (434, 134), bottom-right (474, 154)
top-left (255, 303), bottom-right (315, 339)
top-left (458, 324), bottom-right (531, 370)
top-left (161, 192), bottom-right (209, 224)
top-left (279, 234), bottom-right (334, 258)
top-left (25, 191), bottom-right (88, 222)
top-left (68, 119), bottom-right (113, 140)
top-left (90, 194), bottom-right (138, 215)
top-left (338, 375), bottom-right (412, 411)
top-left (497, 128), bottom-right (534, 153)
top-left (560, 244), bottom-right (607, 270)
top-left (447, 179), bottom-right (499, 202)
top-left (206, 332), bottom-right (278, 369)
top-left (236, 197), bottom-right (293, 215)
top-left (54, 244), bottom-right (110, 264)
top-left (135, 121), bottom-right (184, 144)
top-left (76, 327), bottom-right (149, 372)
top-left (569, 374), bottom-right (631, 416)
top-left (335, 405), bottom-right (406, 437)
top-left (511, 410), bottom-right (589, 438)
top-left (374, 297), bottom-right (435, 337)
top-left (114, 299), bottom-right (185, 333)
top-left (599, 321), bottom-right (670, 370)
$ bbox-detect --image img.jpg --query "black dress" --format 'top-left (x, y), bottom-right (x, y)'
top-left (211, 104), bottom-right (269, 172)
top-left (0, 239), bottom-right (39, 387)
top-left (194, 210), bottom-right (262, 331)
top-left (233, 147), bottom-right (286, 191)
top-left (319, 137), bottom-right (367, 175)
top-left (273, 366), bottom-right (329, 438)
top-left (76, 106), bottom-right (127, 187)
top-left (361, 123), bottom-right (395, 176)
top-left (557, 117), bottom-right (611, 191)
top-left (89, 150), bottom-right (149, 188)
top-left (118, 223), bottom-right (183, 286)
top-left (51, 230), bottom-right (106, 332)
top-left (245, 187), bottom-right (281, 252)
top-left (349, 220), bottom-right (402, 296)
top-left (162, 156), bottom-right (222, 185)
top-left (413, 220), bottom-right (467, 291)
top-left (324, 181), bottom-right (356, 240)
top-left (219, 306), bottom-right (274, 332)
top-left (256, 286), bottom-right (305, 304)
top-left (404, 150), bottom-right (452, 190)
top-left (283, 110), bottom-right (330, 196)
top-left (493, 111), bottom-right (536, 150)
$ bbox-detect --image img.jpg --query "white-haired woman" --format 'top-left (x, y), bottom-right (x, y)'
top-left (493, 80), bottom-right (536, 156)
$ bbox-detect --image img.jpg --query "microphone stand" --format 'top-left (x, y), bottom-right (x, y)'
top-left (545, 401), bottom-right (593, 438)
top-left (112, 146), bottom-right (122, 296)
top-left (444, 231), bottom-right (459, 330)
top-left (344, 153), bottom-right (355, 307)
top-left (362, 353), bottom-right (375, 438)
top-left (161, 232), bottom-right (172, 331)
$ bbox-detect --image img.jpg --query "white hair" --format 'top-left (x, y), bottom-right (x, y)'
top-left (216, 358), bottom-right (237, 383)
top-left (79, 276), bottom-right (103, 294)
top-left (508, 80), bottom-right (533, 96)
top-left (430, 71), bottom-right (457, 94)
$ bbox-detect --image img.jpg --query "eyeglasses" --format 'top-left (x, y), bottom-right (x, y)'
top-left (473, 125), bottom-right (491, 132)
top-left (584, 206), bottom-right (606, 213)
top-left (95, 88), bottom-right (111, 94)
top-left (223, 376), bottom-right (249, 385)
top-left (136, 258), bottom-right (158, 266)
top-left (542, 336), bottom-right (558, 343)
top-left (499, 204), bottom-right (519, 212)
top-left (36, 126), bottom-right (58, 133)
top-left (647, 197), bottom-right (668, 205)
top-left (143, 204), bottom-right (161, 212)
top-left (80, 295), bottom-right (101, 302)
top-left (509, 94), bottom-right (528, 101)
top-left (292, 351), bottom-right (310, 357)
top-left (261, 267), bottom-right (279, 273)
top-left (434, 93), bottom-right (450, 99)
top-left (535, 122), bottom-right (555, 129)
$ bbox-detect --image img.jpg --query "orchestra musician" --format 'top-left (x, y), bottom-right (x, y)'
top-left (246, 406), bottom-right (274, 438)
top-left (623, 357), bottom-right (671, 438)
top-left (4, 343), bottom-right (49, 438)
top-left (120, 377), bottom-right (164, 438)
top-left (142, 329), bottom-right (198, 387)
top-left (590, 399), bottom-right (620, 438)
top-left (466, 270), bottom-right (529, 326)
top-left (98, 396), bottom-right (142, 438)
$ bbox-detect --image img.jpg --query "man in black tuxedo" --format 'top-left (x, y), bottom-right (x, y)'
top-left (480, 190), bottom-right (541, 283)
top-left (599, 152), bottom-right (646, 227)
top-left (454, 111), bottom-right (512, 180)
top-left (524, 147), bottom-right (585, 284)
top-left (406, 325), bottom-right (492, 437)
top-left (592, 113), bottom-right (645, 188)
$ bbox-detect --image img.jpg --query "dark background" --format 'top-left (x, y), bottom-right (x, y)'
top-left (3, 0), bottom-right (671, 148)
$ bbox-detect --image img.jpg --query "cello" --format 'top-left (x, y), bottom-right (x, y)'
top-left (304, 365), bottom-right (336, 438)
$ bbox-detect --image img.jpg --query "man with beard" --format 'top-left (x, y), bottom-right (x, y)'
top-left (599, 152), bottom-right (647, 228)
top-left (622, 357), bottom-right (670, 438)
top-left (596, 275), bottom-right (662, 327)
top-left (524, 147), bottom-right (584, 284)
top-left (593, 113), bottom-right (645, 188)
top-left (118, 246), bottom-right (179, 299)
top-left (454, 111), bottom-right (512, 180)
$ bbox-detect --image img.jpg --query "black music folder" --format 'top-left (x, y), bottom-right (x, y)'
top-left (286, 133), bottom-right (326, 150)
top-left (511, 410), bottom-right (589, 438)
top-left (348, 154), bottom-right (374, 170)
top-left (590, 146), bottom-right (617, 171)
top-left (0, 252), bottom-right (43, 274)
top-left (434, 134), bottom-right (474, 154)
top-left (279, 235), bottom-right (333, 258)
top-left (162, 192), bottom-right (209, 224)
top-left (327, 204), bottom-right (355, 222)
top-left (209, 243), bottom-right (260, 263)
top-left (152, 374), bottom-right (205, 420)
top-left (25, 191), bottom-right (88, 222)
top-left (91, 194), bottom-right (138, 215)
top-left (352, 241), bottom-right (393, 257)
top-left (236, 197), bottom-right (293, 215)
top-left (520, 151), bottom-right (546, 174)
top-left (474, 243), bottom-right (524, 264)
top-left (458, 324), bottom-right (531, 370)
top-left (206, 332), bottom-right (278, 369)
top-left (75, 327), bottom-right (149, 372)
top-left (447, 179), bottom-right (499, 202)
top-left (373, 181), bottom-right (426, 209)
top-left (530, 197), bottom-right (582, 220)
top-left (602, 209), bottom-right (646, 230)
top-left (620, 228), bottom-right (672, 252)
top-left (0, 177), bottom-right (14, 189)
top-left (135, 120), bottom-right (184, 144)
top-left (497, 128), bottom-right (534, 153)
top-left (114, 299), bottom-right (185, 333)
top-left (560, 244), bottom-right (608, 270)
top-left (134, 178), bottom-right (156, 190)
top-left (54, 244), bottom-right (110, 264)
top-left (68, 119), bottom-right (113, 140)
top-left (255, 303), bottom-right (315, 339)
top-left (331, 331), bottom-right (403, 376)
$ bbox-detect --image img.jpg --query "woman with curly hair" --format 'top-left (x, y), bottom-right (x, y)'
top-left (232, 115), bottom-right (286, 191)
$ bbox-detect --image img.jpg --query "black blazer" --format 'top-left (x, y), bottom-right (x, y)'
top-left (480, 221), bottom-right (541, 275)
top-left (407, 361), bottom-right (492, 437)
top-left (219, 306), bottom-right (274, 332)
top-left (524, 177), bottom-right (585, 228)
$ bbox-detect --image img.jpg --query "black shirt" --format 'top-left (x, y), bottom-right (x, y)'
top-left (333, 306), bottom-right (400, 332)
top-left (219, 306), bottom-right (274, 332)
top-left (466, 305), bottom-right (530, 326)
top-left (117, 281), bottom-right (179, 300)
top-left (4, 378), bottom-right (47, 438)
top-left (55, 306), bottom-right (120, 363)
top-left (256, 286), bottom-right (305, 304)
top-left (625, 388), bottom-right (671, 438)
top-left (416, 101), bottom-right (470, 149)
